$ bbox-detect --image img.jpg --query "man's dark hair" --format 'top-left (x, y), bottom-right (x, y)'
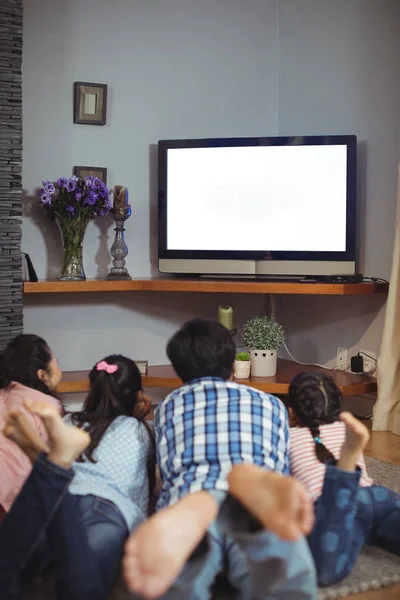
top-left (167, 318), bottom-right (236, 383)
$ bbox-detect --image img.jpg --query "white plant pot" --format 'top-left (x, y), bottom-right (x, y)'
top-left (249, 349), bottom-right (277, 377)
top-left (234, 360), bottom-right (251, 379)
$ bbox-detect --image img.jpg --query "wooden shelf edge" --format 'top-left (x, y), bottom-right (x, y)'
top-left (24, 278), bottom-right (389, 296)
top-left (24, 280), bottom-right (143, 294)
top-left (57, 362), bottom-right (377, 397)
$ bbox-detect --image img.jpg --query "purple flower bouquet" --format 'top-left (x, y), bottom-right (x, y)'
top-left (38, 176), bottom-right (112, 280)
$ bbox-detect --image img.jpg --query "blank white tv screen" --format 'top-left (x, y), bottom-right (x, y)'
top-left (166, 145), bottom-right (347, 252)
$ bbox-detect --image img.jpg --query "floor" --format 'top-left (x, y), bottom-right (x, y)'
top-left (350, 424), bottom-right (400, 600)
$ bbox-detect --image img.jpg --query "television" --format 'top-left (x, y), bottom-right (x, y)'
top-left (158, 135), bottom-right (357, 277)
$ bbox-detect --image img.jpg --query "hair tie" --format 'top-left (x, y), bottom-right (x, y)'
top-left (96, 360), bottom-right (118, 374)
top-left (314, 436), bottom-right (322, 444)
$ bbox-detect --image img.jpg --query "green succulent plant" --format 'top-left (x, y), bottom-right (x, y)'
top-left (235, 352), bottom-right (250, 361)
top-left (242, 316), bottom-right (285, 351)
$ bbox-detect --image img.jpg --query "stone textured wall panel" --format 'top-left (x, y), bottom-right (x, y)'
top-left (0, 0), bottom-right (23, 349)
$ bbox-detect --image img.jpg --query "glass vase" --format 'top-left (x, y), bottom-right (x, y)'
top-left (57, 219), bottom-right (89, 281)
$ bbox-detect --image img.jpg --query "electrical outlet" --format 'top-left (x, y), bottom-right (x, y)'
top-left (359, 350), bottom-right (377, 375)
top-left (363, 360), bottom-right (377, 375)
top-left (336, 347), bottom-right (348, 370)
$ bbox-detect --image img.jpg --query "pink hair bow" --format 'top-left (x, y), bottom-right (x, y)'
top-left (96, 360), bottom-right (118, 374)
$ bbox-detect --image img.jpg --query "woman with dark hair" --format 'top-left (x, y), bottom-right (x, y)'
top-left (0, 334), bottom-right (62, 513)
top-left (0, 354), bottom-right (155, 600)
top-left (287, 372), bottom-right (400, 586)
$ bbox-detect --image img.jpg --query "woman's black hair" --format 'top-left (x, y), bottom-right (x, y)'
top-left (167, 318), bottom-right (236, 383)
top-left (70, 355), bottom-right (155, 488)
top-left (288, 372), bottom-right (342, 464)
top-left (0, 334), bottom-right (55, 397)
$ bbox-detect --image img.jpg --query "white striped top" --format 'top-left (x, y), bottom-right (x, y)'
top-left (289, 421), bottom-right (373, 502)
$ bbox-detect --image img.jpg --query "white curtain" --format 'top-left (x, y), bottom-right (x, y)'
top-left (374, 165), bottom-right (400, 435)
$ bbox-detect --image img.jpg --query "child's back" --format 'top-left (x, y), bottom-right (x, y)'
top-left (155, 319), bottom-right (289, 510)
top-left (287, 372), bottom-right (373, 500)
top-left (67, 414), bottom-right (153, 529)
top-left (290, 420), bottom-right (372, 501)
top-left (68, 355), bottom-right (155, 531)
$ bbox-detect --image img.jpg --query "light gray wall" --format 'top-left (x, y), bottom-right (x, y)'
top-left (276, 0), bottom-right (400, 365)
top-left (22, 0), bottom-right (400, 385)
top-left (22, 0), bottom-right (271, 384)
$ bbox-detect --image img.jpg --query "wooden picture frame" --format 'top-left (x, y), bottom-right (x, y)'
top-left (74, 166), bottom-right (107, 184)
top-left (73, 82), bottom-right (107, 125)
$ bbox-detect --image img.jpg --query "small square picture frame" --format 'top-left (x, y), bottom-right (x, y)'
top-left (74, 82), bottom-right (107, 125)
top-left (74, 166), bottom-right (107, 184)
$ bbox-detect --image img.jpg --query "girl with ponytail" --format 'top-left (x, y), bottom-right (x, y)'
top-left (287, 373), bottom-right (400, 586)
top-left (287, 373), bottom-right (372, 497)
top-left (288, 372), bottom-right (343, 466)
top-left (63, 354), bottom-right (155, 596)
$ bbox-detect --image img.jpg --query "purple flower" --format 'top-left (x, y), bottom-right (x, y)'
top-left (92, 177), bottom-right (102, 189)
top-left (66, 179), bottom-right (77, 192)
top-left (84, 190), bottom-right (98, 206)
top-left (44, 182), bottom-right (55, 194)
top-left (41, 180), bottom-right (55, 193)
top-left (40, 192), bottom-right (52, 205)
top-left (39, 175), bottom-right (111, 222)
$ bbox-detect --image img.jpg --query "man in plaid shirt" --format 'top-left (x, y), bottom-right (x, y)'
top-left (124, 319), bottom-right (316, 600)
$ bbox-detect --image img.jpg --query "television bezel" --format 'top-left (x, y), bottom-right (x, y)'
top-left (158, 134), bottom-right (357, 270)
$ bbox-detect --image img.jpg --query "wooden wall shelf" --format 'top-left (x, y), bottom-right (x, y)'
top-left (58, 360), bottom-right (377, 397)
top-left (27, 278), bottom-right (384, 399)
top-left (24, 278), bottom-right (388, 296)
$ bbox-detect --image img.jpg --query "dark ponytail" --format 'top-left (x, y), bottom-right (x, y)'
top-left (288, 372), bottom-right (342, 464)
top-left (0, 334), bottom-right (55, 397)
top-left (70, 355), bottom-right (155, 489)
top-left (308, 423), bottom-right (336, 464)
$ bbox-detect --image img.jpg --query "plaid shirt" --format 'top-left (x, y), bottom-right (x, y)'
top-left (155, 377), bottom-right (289, 510)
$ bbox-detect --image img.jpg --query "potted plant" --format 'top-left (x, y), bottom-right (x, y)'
top-left (242, 316), bottom-right (285, 377)
top-left (234, 352), bottom-right (251, 379)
